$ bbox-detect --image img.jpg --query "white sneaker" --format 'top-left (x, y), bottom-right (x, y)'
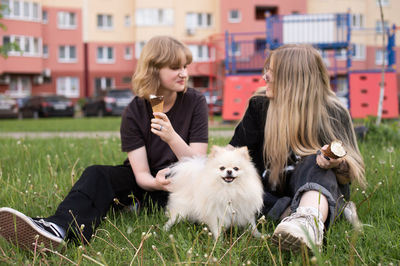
top-left (271, 207), bottom-right (324, 251)
top-left (0, 207), bottom-right (65, 251)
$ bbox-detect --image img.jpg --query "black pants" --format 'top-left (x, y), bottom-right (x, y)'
top-left (46, 165), bottom-right (168, 242)
top-left (262, 154), bottom-right (350, 228)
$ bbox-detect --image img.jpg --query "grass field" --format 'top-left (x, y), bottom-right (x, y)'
top-left (0, 119), bottom-right (399, 265)
top-left (0, 116), bottom-right (235, 133)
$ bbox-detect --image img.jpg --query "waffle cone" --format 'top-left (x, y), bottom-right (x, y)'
top-left (150, 95), bottom-right (164, 117)
top-left (322, 140), bottom-right (347, 159)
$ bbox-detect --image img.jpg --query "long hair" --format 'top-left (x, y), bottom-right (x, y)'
top-left (263, 44), bottom-right (366, 189)
top-left (132, 36), bottom-right (192, 100)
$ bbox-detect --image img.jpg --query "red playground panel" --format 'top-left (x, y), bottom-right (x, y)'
top-left (222, 75), bottom-right (265, 120)
top-left (349, 72), bottom-right (399, 119)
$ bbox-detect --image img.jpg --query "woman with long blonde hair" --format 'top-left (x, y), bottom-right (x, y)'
top-left (229, 44), bottom-right (365, 251)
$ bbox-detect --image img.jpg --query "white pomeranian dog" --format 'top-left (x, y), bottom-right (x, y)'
top-left (163, 146), bottom-right (264, 239)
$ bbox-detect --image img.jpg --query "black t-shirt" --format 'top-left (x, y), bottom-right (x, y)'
top-left (229, 95), bottom-right (269, 176)
top-left (120, 87), bottom-right (208, 175)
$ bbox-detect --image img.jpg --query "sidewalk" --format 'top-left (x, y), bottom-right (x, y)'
top-left (0, 130), bottom-right (234, 139)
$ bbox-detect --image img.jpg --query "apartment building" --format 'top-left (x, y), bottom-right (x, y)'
top-left (0, 0), bottom-right (398, 103)
top-left (0, 0), bottom-right (84, 98)
top-left (307, 0), bottom-right (400, 94)
top-left (0, 0), bottom-right (221, 99)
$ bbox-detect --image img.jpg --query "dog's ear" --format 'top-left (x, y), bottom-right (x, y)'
top-left (237, 146), bottom-right (250, 160)
top-left (209, 145), bottom-right (223, 158)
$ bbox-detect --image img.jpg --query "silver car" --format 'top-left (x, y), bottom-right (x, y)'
top-left (0, 94), bottom-right (18, 118)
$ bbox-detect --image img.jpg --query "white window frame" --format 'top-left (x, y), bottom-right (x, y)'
top-left (335, 48), bottom-right (347, 60)
top-left (42, 44), bottom-right (48, 58)
top-left (352, 44), bottom-right (366, 61)
top-left (351, 14), bottom-right (364, 29)
top-left (376, 20), bottom-right (389, 34)
top-left (57, 11), bottom-right (77, 29)
top-left (124, 46), bottom-right (132, 60)
top-left (3, 35), bottom-right (41, 57)
top-left (97, 14), bottom-right (113, 30)
top-left (95, 77), bottom-right (114, 91)
top-left (228, 9), bottom-right (241, 23)
top-left (186, 12), bottom-right (212, 29)
top-left (228, 42), bottom-right (241, 57)
top-left (2, 0), bottom-right (41, 21)
top-left (135, 41), bottom-right (145, 59)
top-left (57, 77), bottom-right (80, 98)
top-left (124, 15), bottom-right (131, 27)
top-left (376, 0), bottom-right (389, 7)
top-left (188, 44), bottom-right (209, 62)
top-left (97, 46), bottom-right (114, 63)
top-left (42, 10), bottom-right (48, 23)
top-left (135, 8), bottom-right (174, 26)
top-left (58, 45), bottom-right (77, 63)
top-left (375, 49), bottom-right (388, 65)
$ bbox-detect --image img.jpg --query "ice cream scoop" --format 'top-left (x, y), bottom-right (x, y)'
top-left (322, 140), bottom-right (347, 159)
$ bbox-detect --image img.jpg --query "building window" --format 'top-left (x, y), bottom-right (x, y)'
top-left (229, 42), bottom-right (241, 57)
top-left (59, 45), bottom-right (77, 62)
top-left (186, 12), bottom-right (212, 30)
top-left (375, 49), bottom-right (388, 65)
top-left (42, 44), bottom-right (48, 58)
top-left (255, 6), bottom-right (278, 20)
top-left (57, 77), bottom-right (80, 98)
top-left (351, 14), bottom-right (364, 29)
top-left (352, 44), bottom-right (365, 61)
top-left (376, 20), bottom-right (389, 33)
top-left (95, 77), bottom-right (114, 93)
top-left (97, 46), bottom-right (114, 63)
top-left (335, 48), bottom-right (347, 60)
top-left (1, 0), bottom-right (10, 16)
top-left (135, 8), bottom-right (174, 26)
top-left (376, 0), bottom-right (389, 6)
top-left (188, 45), bottom-right (209, 62)
top-left (124, 46), bottom-right (132, 60)
top-left (97, 14), bottom-right (113, 29)
top-left (3, 35), bottom-right (41, 56)
top-left (57, 11), bottom-right (77, 29)
top-left (135, 41), bottom-right (145, 59)
top-left (42, 10), bottom-right (48, 23)
top-left (228, 9), bottom-right (241, 23)
top-left (124, 15), bottom-right (131, 27)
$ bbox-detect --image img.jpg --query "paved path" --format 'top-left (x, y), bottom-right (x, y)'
top-left (0, 130), bottom-right (234, 139)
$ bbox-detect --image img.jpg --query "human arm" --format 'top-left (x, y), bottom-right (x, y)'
top-left (150, 112), bottom-right (207, 159)
top-left (127, 146), bottom-right (171, 191)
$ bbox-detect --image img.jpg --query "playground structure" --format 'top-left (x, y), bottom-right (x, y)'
top-left (221, 13), bottom-right (398, 121)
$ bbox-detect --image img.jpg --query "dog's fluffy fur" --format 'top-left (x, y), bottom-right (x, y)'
top-left (164, 146), bottom-right (264, 239)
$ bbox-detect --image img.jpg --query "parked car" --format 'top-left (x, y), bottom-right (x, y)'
top-left (19, 95), bottom-right (75, 118)
top-left (208, 97), bottom-right (223, 115)
top-left (82, 89), bottom-right (134, 117)
top-left (0, 94), bottom-right (19, 118)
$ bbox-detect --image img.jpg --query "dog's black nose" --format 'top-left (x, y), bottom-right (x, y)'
top-left (227, 170), bottom-right (232, 175)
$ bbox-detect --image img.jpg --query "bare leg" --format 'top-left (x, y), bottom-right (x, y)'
top-left (299, 190), bottom-right (328, 222)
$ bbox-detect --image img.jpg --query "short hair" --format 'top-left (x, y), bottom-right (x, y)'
top-left (132, 36), bottom-right (193, 100)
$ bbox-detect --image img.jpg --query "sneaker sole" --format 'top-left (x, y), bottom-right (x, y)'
top-left (271, 230), bottom-right (307, 251)
top-left (0, 207), bottom-right (65, 251)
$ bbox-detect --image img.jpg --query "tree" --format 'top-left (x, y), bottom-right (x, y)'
top-left (0, 4), bottom-right (20, 58)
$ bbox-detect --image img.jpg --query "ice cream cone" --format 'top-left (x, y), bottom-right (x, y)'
top-left (322, 140), bottom-right (347, 159)
top-left (150, 95), bottom-right (164, 118)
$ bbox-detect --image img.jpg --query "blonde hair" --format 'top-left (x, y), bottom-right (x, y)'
top-left (263, 44), bottom-right (366, 189)
top-left (132, 36), bottom-right (192, 100)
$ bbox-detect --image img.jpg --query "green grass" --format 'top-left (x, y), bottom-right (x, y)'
top-left (0, 124), bottom-right (399, 264)
top-left (0, 116), bottom-right (236, 132)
